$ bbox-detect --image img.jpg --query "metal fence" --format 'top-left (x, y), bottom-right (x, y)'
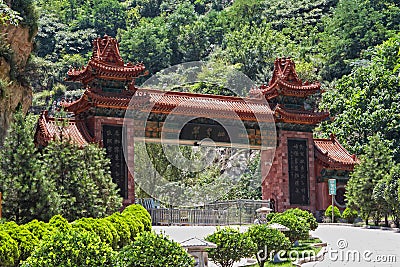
top-left (142, 199), bottom-right (272, 226)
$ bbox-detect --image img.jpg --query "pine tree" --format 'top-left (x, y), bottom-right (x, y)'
top-left (0, 110), bottom-right (59, 223)
top-left (41, 139), bottom-right (122, 221)
top-left (384, 164), bottom-right (400, 227)
top-left (346, 134), bottom-right (394, 225)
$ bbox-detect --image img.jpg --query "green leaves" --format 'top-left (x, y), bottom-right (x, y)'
top-left (247, 225), bottom-right (291, 267)
top-left (205, 227), bottom-right (256, 267)
top-left (345, 134), bottom-right (394, 224)
top-left (269, 213), bottom-right (310, 243)
top-left (21, 228), bottom-right (116, 267)
top-left (41, 140), bottom-right (122, 221)
top-left (115, 231), bottom-right (194, 267)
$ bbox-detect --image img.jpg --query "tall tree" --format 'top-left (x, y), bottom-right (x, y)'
top-left (318, 33), bottom-right (400, 162)
top-left (0, 110), bottom-right (59, 223)
top-left (41, 139), bottom-right (122, 221)
top-left (319, 0), bottom-right (400, 80)
top-left (345, 134), bottom-right (394, 225)
top-left (384, 164), bottom-right (400, 227)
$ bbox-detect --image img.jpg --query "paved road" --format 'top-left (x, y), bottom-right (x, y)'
top-left (303, 225), bottom-right (400, 267)
top-left (154, 225), bottom-right (400, 267)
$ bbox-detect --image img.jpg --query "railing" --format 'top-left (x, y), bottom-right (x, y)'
top-left (146, 199), bottom-right (272, 226)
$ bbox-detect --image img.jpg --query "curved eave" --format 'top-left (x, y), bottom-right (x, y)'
top-left (261, 80), bottom-right (321, 99)
top-left (314, 137), bottom-right (359, 171)
top-left (34, 112), bottom-right (94, 147)
top-left (62, 89), bottom-right (274, 122)
top-left (66, 59), bottom-right (146, 83)
top-left (315, 149), bottom-right (356, 171)
top-left (274, 106), bottom-right (329, 125)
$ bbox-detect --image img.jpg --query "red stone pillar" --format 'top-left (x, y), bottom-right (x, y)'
top-left (124, 118), bottom-right (135, 206)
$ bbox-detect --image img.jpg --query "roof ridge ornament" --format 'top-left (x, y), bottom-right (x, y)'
top-left (66, 35), bottom-right (147, 87)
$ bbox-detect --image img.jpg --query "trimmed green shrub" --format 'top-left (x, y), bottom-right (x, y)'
top-left (324, 205), bottom-right (341, 223)
top-left (342, 207), bottom-right (358, 223)
top-left (284, 208), bottom-right (318, 230)
top-left (99, 218), bottom-right (121, 249)
top-left (269, 213), bottom-right (309, 243)
top-left (72, 217), bottom-right (115, 248)
top-left (115, 231), bottom-right (194, 267)
top-left (105, 212), bottom-right (131, 248)
top-left (122, 215), bottom-right (144, 241)
top-left (0, 222), bottom-right (38, 263)
top-left (0, 231), bottom-right (20, 267)
top-left (247, 225), bottom-right (291, 267)
top-left (266, 212), bottom-right (277, 222)
top-left (23, 220), bottom-right (52, 241)
top-left (48, 214), bottom-right (70, 231)
top-left (21, 228), bottom-right (115, 267)
top-left (122, 204), bottom-right (152, 231)
top-left (205, 227), bottom-right (256, 267)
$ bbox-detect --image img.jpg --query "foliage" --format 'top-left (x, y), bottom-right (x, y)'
top-left (120, 204), bottom-right (152, 240)
top-left (324, 205), bottom-right (341, 223)
top-left (8, 0), bottom-right (38, 36)
top-left (283, 208), bottom-right (318, 231)
top-left (225, 152), bottom-right (262, 200)
top-left (21, 228), bottom-right (116, 267)
top-left (105, 212), bottom-right (132, 248)
top-left (0, 1), bottom-right (21, 25)
top-left (0, 222), bottom-right (38, 264)
top-left (72, 217), bottom-right (116, 249)
top-left (115, 231), bottom-right (194, 267)
top-left (345, 134), bottom-right (394, 224)
top-left (48, 214), bottom-right (70, 231)
top-left (384, 164), bottom-right (400, 227)
top-left (205, 227), bottom-right (256, 267)
top-left (341, 207), bottom-right (358, 224)
top-left (319, 0), bottom-right (400, 80)
top-left (23, 219), bottom-right (52, 241)
top-left (0, 109), bottom-right (59, 223)
top-left (269, 213), bottom-right (309, 243)
top-left (247, 225), bottom-right (291, 267)
top-left (0, 230), bottom-right (19, 267)
top-left (318, 33), bottom-right (400, 161)
top-left (41, 139), bottom-right (122, 221)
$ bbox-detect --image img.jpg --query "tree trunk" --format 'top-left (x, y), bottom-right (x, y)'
top-left (384, 214), bottom-right (389, 227)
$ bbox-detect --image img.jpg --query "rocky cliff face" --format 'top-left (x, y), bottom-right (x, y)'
top-left (0, 24), bottom-right (34, 143)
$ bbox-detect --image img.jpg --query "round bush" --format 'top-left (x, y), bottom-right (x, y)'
top-left (324, 205), bottom-right (341, 222)
top-left (283, 208), bottom-right (318, 230)
top-left (0, 230), bottom-right (20, 267)
top-left (269, 213), bottom-right (309, 243)
top-left (247, 225), bottom-right (291, 267)
top-left (48, 214), bottom-right (71, 231)
top-left (205, 227), bottom-right (256, 267)
top-left (115, 231), bottom-right (194, 267)
top-left (122, 204), bottom-right (152, 231)
top-left (122, 215), bottom-right (145, 241)
top-left (99, 218), bottom-right (121, 249)
top-left (21, 228), bottom-right (115, 267)
top-left (72, 217), bottom-right (115, 248)
top-left (23, 220), bottom-right (52, 241)
top-left (105, 212), bottom-right (131, 248)
top-left (0, 222), bottom-right (38, 263)
top-left (342, 207), bottom-right (358, 223)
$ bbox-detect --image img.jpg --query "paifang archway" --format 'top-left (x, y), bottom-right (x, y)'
top-left (35, 36), bottom-right (359, 213)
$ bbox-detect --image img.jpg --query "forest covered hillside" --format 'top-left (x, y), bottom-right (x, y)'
top-left (1, 0), bottom-right (400, 190)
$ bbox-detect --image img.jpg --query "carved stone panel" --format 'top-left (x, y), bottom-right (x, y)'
top-left (288, 139), bottom-right (309, 205)
top-left (102, 125), bottom-right (128, 198)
